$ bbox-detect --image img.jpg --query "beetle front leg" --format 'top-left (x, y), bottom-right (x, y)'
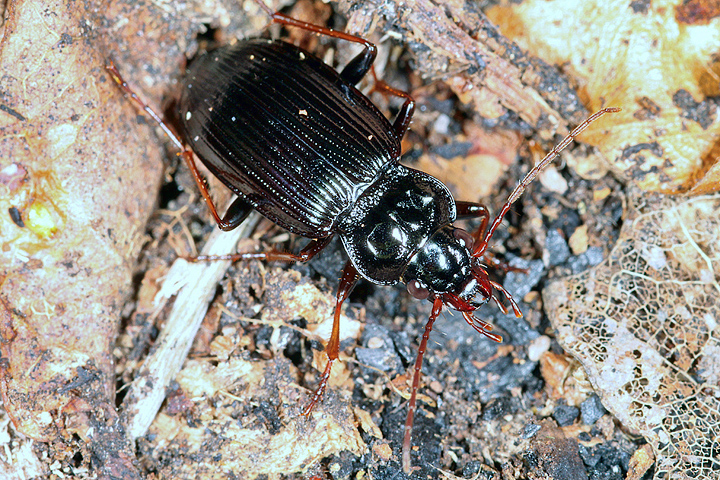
top-left (402, 297), bottom-right (443, 474)
top-left (455, 201), bottom-right (491, 248)
top-left (303, 260), bottom-right (360, 415)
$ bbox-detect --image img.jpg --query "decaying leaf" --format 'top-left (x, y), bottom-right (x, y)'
top-left (545, 193), bottom-right (720, 479)
top-left (344, 0), bottom-right (589, 135)
top-left (488, 0), bottom-right (720, 194)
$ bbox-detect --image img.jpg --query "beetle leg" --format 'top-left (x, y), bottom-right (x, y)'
top-left (221, 196), bottom-right (254, 230)
top-left (402, 297), bottom-right (443, 474)
top-left (106, 61), bottom-right (249, 232)
top-left (368, 69), bottom-right (416, 139)
top-left (253, 0), bottom-right (377, 85)
top-left (455, 200), bottom-right (491, 246)
top-left (303, 260), bottom-right (360, 415)
top-left (181, 150), bottom-right (255, 231)
top-left (340, 43), bottom-right (377, 86)
top-left (482, 251), bottom-right (528, 274)
top-left (193, 235), bottom-right (333, 263)
top-left (255, 0), bottom-right (417, 138)
top-left (391, 94), bottom-right (415, 140)
top-left (367, 66), bottom-right (415, 139)
top-left (489, 293), bottom-right (509, 315)
top-left (455, 201), bottom-right (490, 221)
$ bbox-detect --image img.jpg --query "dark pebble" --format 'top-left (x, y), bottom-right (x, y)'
top-left (553, 403), bottom-right (580, 426)
top-left (522, 423), bottom-right (542, 439)
top-left (581, 394), bottom-right (607, 425)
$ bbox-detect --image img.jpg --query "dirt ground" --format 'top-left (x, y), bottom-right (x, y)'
top-left (1, 0), bottom-right (718, 479)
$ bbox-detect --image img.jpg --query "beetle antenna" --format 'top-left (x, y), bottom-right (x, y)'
top-left (251, 0), bottom-right (275, 17)
top-left (473, 107), bottom-right (620, 258)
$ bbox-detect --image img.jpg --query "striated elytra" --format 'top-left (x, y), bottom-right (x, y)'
top-left (177, 38), bottom-right (456, 286)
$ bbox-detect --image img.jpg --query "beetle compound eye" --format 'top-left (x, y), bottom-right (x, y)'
top-left (407, 280), bottom-right (430, 300)
top-left (453, 228), bottom-right (475, 250)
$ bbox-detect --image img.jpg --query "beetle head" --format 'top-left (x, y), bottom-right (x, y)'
top-left (402, 225), bottom-right (511, 342)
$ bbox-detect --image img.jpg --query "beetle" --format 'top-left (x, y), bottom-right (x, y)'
top-left (107, 0), bottom-right (617, 473)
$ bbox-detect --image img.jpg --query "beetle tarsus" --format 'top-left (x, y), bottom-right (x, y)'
top-left (302, 358), bottom-right (334, 416)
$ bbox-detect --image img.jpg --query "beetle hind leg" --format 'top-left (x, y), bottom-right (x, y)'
top-left (181, 150), bottom-right (255, 231)
top-left (106, 61), bottom-right (249, 233)
top-left (192, 235), bottom-right (333, 263)
top-left (221, 196), bottom-right (254, 230)
top-left (253, 0), bottom-right (377, 86)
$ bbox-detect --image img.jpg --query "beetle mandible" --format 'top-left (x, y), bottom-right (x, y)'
top-left (107, 0), bottom-right (618, 473)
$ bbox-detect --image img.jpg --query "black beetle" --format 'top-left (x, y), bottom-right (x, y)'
top-left (107, 0), bottom-right (617, 473)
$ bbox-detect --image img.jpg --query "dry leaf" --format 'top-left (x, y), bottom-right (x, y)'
top-left (489, 0), bottom-right (720, 193)
top-left (545, 193), bottom-right (720, 479)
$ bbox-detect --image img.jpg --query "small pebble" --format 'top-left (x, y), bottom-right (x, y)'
top-left (538, 165), bottom-right (568, 194)
top-left (581, 394), bottom-right (607, 425)
top-left (527, 335), bottom-right (551, 362)
top-left (553, 403), bottom-right (580, 426)
top-left (544, 229), bottom-right (570, 266)
top-left (568, 224), bottom-right (589, 255)
top-left (522, 423), bottom-right (542, 439)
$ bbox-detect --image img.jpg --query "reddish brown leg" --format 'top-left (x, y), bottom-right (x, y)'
top-left (254, 0), bottom-right (416, 139)
top-left (489, 280), bottom-right (523, 318)
top-left (303, 260), bottom-right (360, 415)
top-left (455, 201), bottom-right (490, 219)
top-left (402, 297), bottom-right (443, 474)
top-left (483, 251), bottom-right (528, 273)
top-left (254, 0), bottom-right (375, 49)
top-left (254, 0), bottom-right (378, 87)
top-left (106, 62), bottom-right (243, 231)
top-left (473, 107), bottom-right (620, 258)
top-left (180, 151), bottom-right (252, 231)
top-left (369, 67), bottom-right (415, 139)
top-left (454, 201), bottom-right (491, 250)
top-left (192, 235), bottom-right (332, 263)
